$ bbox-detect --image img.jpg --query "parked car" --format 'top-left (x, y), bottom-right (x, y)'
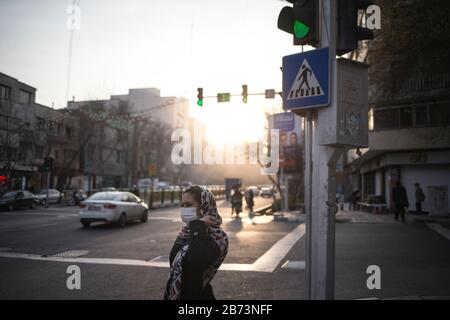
top-left (36, 189), bottom-right (61, 205)
top-left (247, 186), bottom-right (260, 196)
top-left (79, 191), bottom-right (148, 228)
top-left (260, 187), bottom-right (274, 198)
top-left (0, 190), bottom-right (39, 211)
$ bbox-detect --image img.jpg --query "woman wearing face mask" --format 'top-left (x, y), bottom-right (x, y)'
top-left (164, 185), bottom-right (228, 300)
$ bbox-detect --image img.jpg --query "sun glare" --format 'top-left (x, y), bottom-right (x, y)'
top-left (193, 100), bottom-right (267, 147)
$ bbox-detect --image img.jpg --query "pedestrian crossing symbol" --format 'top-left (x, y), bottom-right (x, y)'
top-left (282, 47), bottom-right (330, 110)
top-left (288, 59), bottom-right (324, 100)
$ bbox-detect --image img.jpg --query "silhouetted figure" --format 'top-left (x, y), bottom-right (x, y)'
top-left (246, 188), bottom-right (254, 213)
top-left (414, 182), bottom-right (426, 215)
top-left (392, 181), bottom-right (409, 222)
top-left (349, 188), bottom-right (360, 211)
top-left (231, 186), bottom-right (243, 217)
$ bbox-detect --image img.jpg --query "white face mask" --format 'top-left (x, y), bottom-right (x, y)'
top-left (181, 207), bottom-right (198, 225)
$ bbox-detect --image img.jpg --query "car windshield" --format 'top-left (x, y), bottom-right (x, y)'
top-left (88, 192), bottom-right (121, 201)
top-left (1, 192), bottom-right (17, 199)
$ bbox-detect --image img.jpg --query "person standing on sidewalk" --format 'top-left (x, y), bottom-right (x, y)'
top-left (392, 181), bottom-right (409, 222)
top-left (414, 182), bottom-right (426, 215)
top-left (246, 188), bottom-right (254, 213)
top-left (164, 185), bottom-right (228, 300)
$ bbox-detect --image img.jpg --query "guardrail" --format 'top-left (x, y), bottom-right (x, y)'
top-left (122, 186), bottom-right (226, 209)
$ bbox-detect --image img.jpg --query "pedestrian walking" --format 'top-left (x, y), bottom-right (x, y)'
top-left (231, 185), bottom-right (243, 217)
top-left (414, 182), bottom-right (426, 215)
top-left (349, 188), bottom-right (360, 211)
top-left (392, 181), bottom-right (409, 222)
top-left (164, 185), bottom-right (228, 300)
top-left (246, 188), bottom-right (254, 213)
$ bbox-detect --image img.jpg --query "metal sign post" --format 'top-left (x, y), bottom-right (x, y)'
top-left (306, 0), bottom-right (338, 300)
top-left (280, 0), bottom-right (370, 300)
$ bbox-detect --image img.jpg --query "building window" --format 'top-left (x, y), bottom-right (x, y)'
top-left (374, 108), bottom-right (399, 130)
top-left (19, 90), bottom-right (32, 104)
top-left (399, 107), bottom-right (413, 128)
top-left (415, 105), bottom-right (428, 127)
top-left (36, 117), bottom-right (45, 130)
top-left (55, 150), bottom-right (59, 160)
top-left (368, 108), bottom-right (374, 131)
top-left (0, 85), bottom-right (11, 99)
top-left (429, 102), bottom-right (450, 127)
top-left (66, 126), bottom-right (72, 138)
top-left (35, 147), bottom-right (44, 159)
top-left (116, 150), bottom-right (121, 164)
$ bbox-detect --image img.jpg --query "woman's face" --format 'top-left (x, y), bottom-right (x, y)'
top-left (181, 192), bottom-right (200, 217)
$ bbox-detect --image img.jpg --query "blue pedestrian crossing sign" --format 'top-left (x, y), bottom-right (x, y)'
top-left (282, 47), bottom-right (330, 110)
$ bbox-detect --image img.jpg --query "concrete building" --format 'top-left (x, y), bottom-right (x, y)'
top-left (0, 72), bottom-right (79, 192)
top-left (67, 99), bottom-right (130, 191)
top-left (345, 0), bottom-right (450, 215)
top-left (111, 88), bottom-right (189, 129)
top-left (34, 104), bottom-right (80, 190)
top-left (68, 88), bottom-right (190, 189)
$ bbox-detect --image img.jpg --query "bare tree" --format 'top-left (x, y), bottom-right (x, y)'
top-left (0, 99), bottom-right (36, 190)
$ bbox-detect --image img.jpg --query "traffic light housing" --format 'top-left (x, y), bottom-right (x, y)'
top-left (337, 0), bottom-right (374, 56)
top-left (197, 88), bottom-right (203, 106)
top-left (277, 0), bottom-right (319, 46)
top-left (217, 93), bottom-right (231, 103)
top-left (49, 157), bottom-right (54, 171)
top-left (43, 157), bottom-right (54, 172)
top-left (242, 85), bottom-right (248, 103)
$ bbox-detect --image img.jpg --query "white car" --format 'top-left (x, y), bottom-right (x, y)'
top-left (260, 187), bottom-right (273, 198)
top-left (79, 191), bottom-right (148, 228)
top-left (36, 189), bottom-right (61, 205)
top-left (247, 186), bottom-right (260, 196)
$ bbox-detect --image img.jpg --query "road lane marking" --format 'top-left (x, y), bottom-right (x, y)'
top-left (0, 223), bottom-right (306, 273)
top-left (0, 251), bottom-right (256, 271)
top-left (427, 223), bottom-right (450, 241)
top-left (0, 222), bottom-right (67, 233)
top-left (281, 260), bottom-right (305, 270)
top-left (250, 223), bottom-right (305, 272)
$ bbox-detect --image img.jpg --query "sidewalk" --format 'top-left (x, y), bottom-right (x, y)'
top-left (336, 204), bottom-right (450, 224)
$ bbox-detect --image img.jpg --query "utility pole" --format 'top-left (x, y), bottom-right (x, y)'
top-left (305, 0), bottom-right (339, 300)
top-left (278, 0), bottom-right (370, 300)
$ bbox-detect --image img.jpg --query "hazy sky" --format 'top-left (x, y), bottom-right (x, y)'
top-left (0, 0), bottom-right (307, 105)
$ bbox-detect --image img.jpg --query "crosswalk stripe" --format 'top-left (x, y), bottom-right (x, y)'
top-left (427, 223), bottom-right (450, 240)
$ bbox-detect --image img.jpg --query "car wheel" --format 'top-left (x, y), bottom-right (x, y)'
top-left (30, 202), bottom-right (36, 209)
top-left (118, 213), bottom-right (127, 228)
top-left (8, 204), bottom-right (14, 211)
top-left (81, 221), bottom-right (91, 228)
top-left (140, 209), bottom-right (148, 223)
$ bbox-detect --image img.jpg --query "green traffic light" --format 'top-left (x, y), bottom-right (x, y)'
top-left (197, 100), bottom-right (203, 107)
top-left (293, 20), bottom-right (310, 39)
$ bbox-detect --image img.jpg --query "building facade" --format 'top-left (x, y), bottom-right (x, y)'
top-left (68, 88), bottom-right (190, 189)
top-left (345, 0), bottom-right (450, 215)
top-left (0, 72), bottom-right (79, 192)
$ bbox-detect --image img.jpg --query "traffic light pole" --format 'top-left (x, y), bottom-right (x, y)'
top-left (305, 0), bottom-right (339, 300)
top-left (45, 171), bottom-right (50, 208)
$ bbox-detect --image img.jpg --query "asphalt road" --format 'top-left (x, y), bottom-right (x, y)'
top-left (1, 198), bottom-right (450, 300)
